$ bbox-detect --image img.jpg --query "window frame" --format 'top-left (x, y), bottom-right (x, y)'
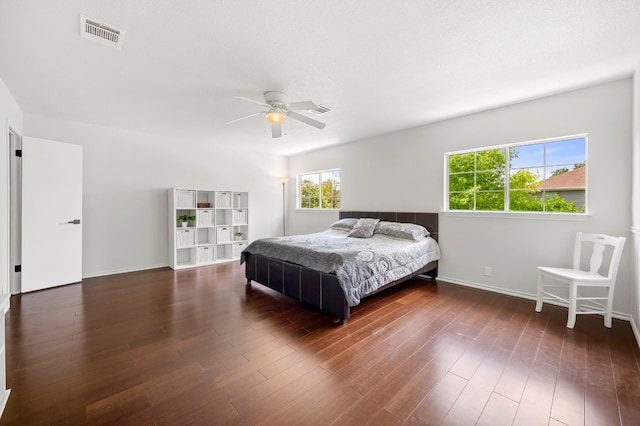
top-left (297, 168), bottom-right (341, 210)
top-left (444, 134), bottom-right (588, 215)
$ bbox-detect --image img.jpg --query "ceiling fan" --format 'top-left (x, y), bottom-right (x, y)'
top-left (225, 91), bottom-right (326, 138)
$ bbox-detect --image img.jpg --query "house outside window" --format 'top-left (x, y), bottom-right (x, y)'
top-left (299, 168), bottom-right (341, 209)
top-left (446, 135), bottom-right (587, 213)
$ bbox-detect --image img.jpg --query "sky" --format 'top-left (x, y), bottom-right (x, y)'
top-left (510, 136), bottom-right (586, 179)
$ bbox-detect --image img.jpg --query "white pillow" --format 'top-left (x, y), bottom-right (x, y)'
top-left (374, 221), bottom-right (429, 241)
top-left (329, 218), bottom-right (358, 230)
top-left (348, 218), bottom-right (380, 238)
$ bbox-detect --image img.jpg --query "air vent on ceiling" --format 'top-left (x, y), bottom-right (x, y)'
top-left (308, 104), bottom-right (333, 115)
top-left (80, 14), bottom-right (125, 50)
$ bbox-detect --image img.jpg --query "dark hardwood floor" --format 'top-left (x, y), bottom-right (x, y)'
top-left (2, 262), bottom-right (640, 425)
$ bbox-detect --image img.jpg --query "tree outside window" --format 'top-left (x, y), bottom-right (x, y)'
top-left (299, 169), bottom-right (341, 209)
top-left (447, 136), bottom-right (586, 213)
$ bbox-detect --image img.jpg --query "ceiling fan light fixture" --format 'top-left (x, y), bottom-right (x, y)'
top-left (227, 92), bottom-right (325, 134)
top-left (266, 110), bottom-right (286, 124)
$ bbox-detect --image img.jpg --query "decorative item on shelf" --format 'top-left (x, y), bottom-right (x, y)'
top-left (177, 214), bottom-right (195, 227)
top-left (234, 231), bottom-right (244, 241)
top-left (197, 202), bottom-right (211, 208)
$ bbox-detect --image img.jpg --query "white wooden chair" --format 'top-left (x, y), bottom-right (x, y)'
top-left (536, 232), bottom-right (626, 329)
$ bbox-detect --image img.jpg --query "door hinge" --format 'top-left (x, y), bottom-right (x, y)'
top-left (15, 149), bottom-right (22, 157)
top-left (14, 265), bottom-right (21, 272)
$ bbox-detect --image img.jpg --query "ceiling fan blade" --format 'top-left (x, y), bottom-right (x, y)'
top-left (286, 100), bottom-right (317, 111)
top-left (287, 111), bottom-right (326, 129)
top-left (224, 111), bottom-right (264, 125)
top-left (272, 122), bottom-right (282, 138)
top-left (234, 96), bottom-right (269, 108)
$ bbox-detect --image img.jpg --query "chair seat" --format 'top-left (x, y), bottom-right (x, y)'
top-left (537, 266), bottom-right (608, 283)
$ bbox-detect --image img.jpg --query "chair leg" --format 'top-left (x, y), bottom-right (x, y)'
top-left (567, 281), bottom-right (577, 329)
top-left (604, 288), bottom-right (613, 328)
top-left (535, 273), bottom-right (544, 313)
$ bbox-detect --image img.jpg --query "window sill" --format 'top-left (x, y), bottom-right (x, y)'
top-left (295, 208), bottom-right (340, 212)
top-left (442, 210), bottom-right (591, 221)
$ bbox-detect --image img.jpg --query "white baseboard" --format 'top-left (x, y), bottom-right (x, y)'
top-left (0, 389), bottom-right (10, 419)
top-left (436, 275), bottom-right (630, 322)
top-left (631, 316), bottom-right (640, 350)
top-left (82, 263), bottom-right (169, 279)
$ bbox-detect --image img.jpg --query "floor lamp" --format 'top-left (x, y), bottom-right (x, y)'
top-left (279, 177), bottom-right (289, 236)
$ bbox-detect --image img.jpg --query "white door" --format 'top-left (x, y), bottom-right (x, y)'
top-left (22, 137), bottom-right (83, 292)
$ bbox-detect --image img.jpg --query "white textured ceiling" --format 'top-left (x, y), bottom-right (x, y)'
top-left (1, 1), bottom-right (639, 156)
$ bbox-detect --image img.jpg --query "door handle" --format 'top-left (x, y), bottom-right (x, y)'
top-left (67, 219), bottom-right (81, 224)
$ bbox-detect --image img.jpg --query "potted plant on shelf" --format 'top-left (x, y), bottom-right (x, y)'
top-left (234, 231), bottom-right (244, 241)
top-left (177, 215), bottom-right (195, 228)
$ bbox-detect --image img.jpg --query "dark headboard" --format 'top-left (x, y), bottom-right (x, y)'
top-left (339, 211), bottom-right (439, 242)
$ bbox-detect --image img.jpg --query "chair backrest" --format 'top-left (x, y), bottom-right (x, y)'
top-left (572, 232), bottom-right (626, 283)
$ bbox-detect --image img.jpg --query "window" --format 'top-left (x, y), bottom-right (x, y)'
top-left (299, 168), bottom-right (341, 209)
top-left (446, 135), bottom-right (587, 213)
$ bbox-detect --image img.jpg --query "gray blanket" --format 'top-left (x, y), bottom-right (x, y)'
top-left (241, 229), bottom-right (440, 306)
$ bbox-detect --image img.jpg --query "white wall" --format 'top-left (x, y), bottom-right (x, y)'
top-left (289, 78), bottom-right (633, 317)
top-left (632, 62), bottom-right (640, 342)
top-left (0, 77), bottom-right (23, 294)
top-left (24, 114), bottom-right (286, 277)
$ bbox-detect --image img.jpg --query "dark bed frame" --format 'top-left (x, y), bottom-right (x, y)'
top-left (243, 211), bottom-right (439, 324)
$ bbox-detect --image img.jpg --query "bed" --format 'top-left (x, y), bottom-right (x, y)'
top-left (241, 211), bottom-right (439, 324)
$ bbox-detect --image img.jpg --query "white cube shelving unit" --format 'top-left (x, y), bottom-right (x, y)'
top-left (168, 188), bottom-right (249, 270)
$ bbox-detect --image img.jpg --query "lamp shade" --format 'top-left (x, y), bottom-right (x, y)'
top-left (279, 177), bottom-right (289, 184)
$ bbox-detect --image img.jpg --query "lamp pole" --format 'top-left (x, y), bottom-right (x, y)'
top-left (279, 177), bottom-right (289, 236)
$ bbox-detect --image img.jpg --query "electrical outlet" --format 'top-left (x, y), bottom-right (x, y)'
top-left (484, 266), bottom-right (492, 276)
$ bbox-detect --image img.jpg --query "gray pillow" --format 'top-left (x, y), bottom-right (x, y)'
top-left (329, 218), bottom-right (358, 230)
top-left (374, 221), bottom-right (429, 241)
top-left (348, 218), bottom-right (380, 238)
